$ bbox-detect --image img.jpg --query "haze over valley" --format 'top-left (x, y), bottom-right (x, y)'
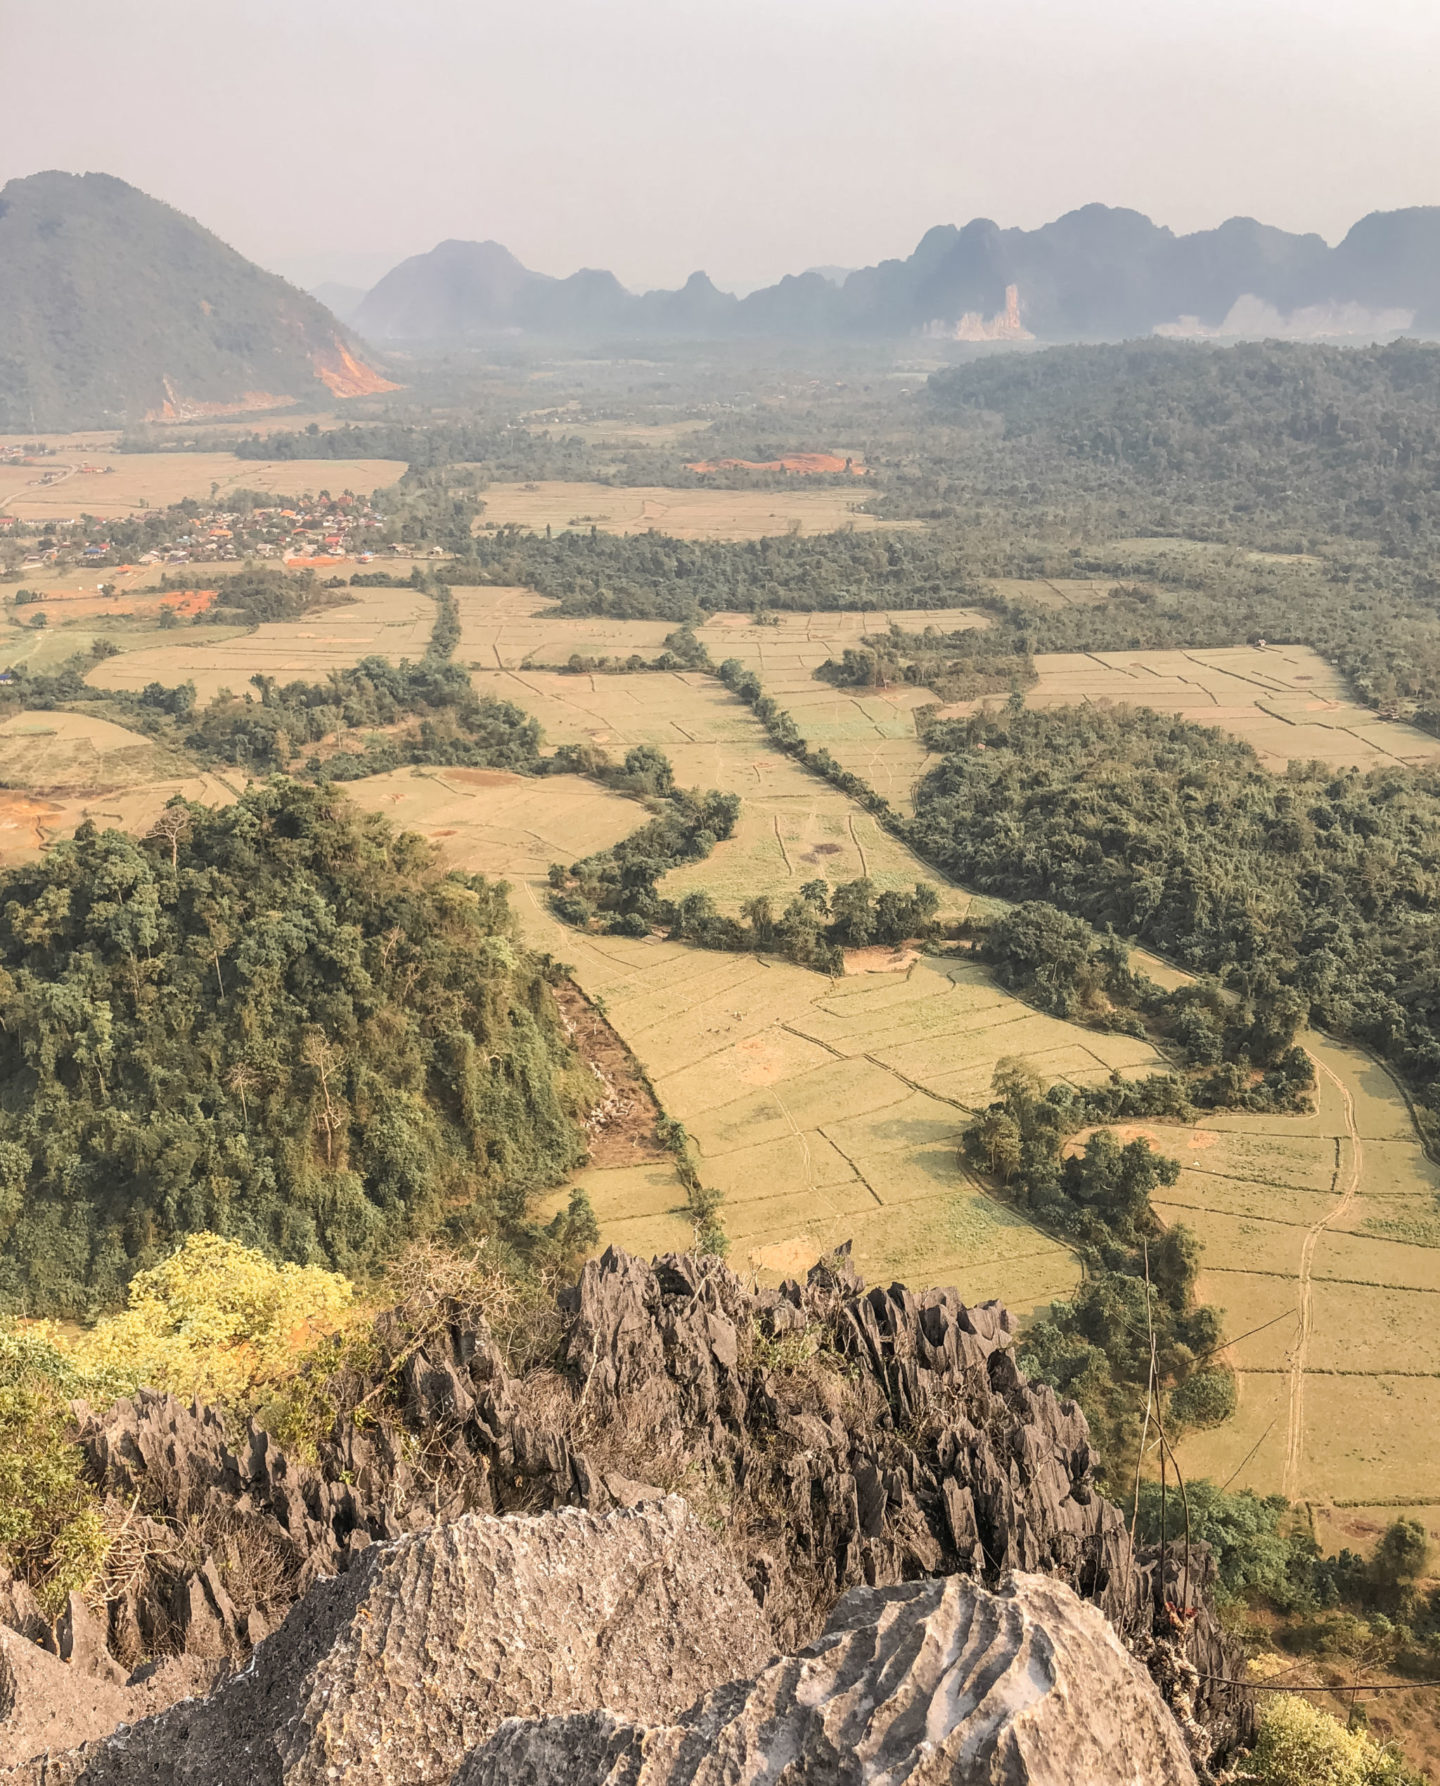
top-left (5, 5), bottom-right (1440, 1783)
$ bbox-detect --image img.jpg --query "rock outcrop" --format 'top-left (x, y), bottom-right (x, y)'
top-left (463, 1571), bottom-right (1200, 1786)
top-left (3, 1248), bottom-right (1247, 1774)
top-left (4, 1499), bottom-right (772, 1785)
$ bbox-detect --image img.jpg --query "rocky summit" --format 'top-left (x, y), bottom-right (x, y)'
top-left (464, 1571), bottom-right (1202, 1786)
top-left (0, 1249), bottom-right (1247, 1782)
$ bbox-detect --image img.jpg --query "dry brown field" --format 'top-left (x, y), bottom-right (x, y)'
top-left (939, 643), bottom-right (1440, 772)
top-left (86, 585), bottom-right (434, 698)
top-left (469, 479), bottom-right (911, 540)
top-left (0, 453), bottom-right (407, 521)
top-left (0, 709), bottom-right (238, 865)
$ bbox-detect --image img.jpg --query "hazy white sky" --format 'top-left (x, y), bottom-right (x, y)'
top-left (5, 0), bottom-right (1440, 292)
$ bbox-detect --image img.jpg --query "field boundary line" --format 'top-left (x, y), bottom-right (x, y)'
top-left (815, 1128), bottom-right (884, 1208)
top-left (1283, 1055), bottom-right (1364, 1499)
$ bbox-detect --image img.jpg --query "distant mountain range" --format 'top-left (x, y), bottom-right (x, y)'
top-left (8, 173), bottom-right (1440, 431)
top-left (0, 172), bottom-right (396, 429)
top-left (354, 205), bottom-right (1440, 344)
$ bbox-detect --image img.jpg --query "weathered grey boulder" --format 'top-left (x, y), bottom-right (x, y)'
top-left (8, 1498), bottom-right (772, 1786)
top-left (0, 1628), bottom-right (224, 1773)
top-left (461, 1571), bottom-right (1201, 1786)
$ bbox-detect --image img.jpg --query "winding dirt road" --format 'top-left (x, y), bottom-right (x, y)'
top-left (1282, 1052), bottom-right (1364, 1498)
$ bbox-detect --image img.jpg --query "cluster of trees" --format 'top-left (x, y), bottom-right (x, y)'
top-left (0, 781), bottom-right (598, 1317)
top-left (984, 902), bottom-right (1313, 1112)
top-left (909, 704), bottom-right (1440, 1134)
top-left (965, 1059), bottom-right (1230, 1477)
top-left (928, 338), bottom-right (1440, 559)
top-left (817, 619), bottom-right (1035, 703)
top-left (547, 755), bottom-right (742, 937)
top-left (442, 526), bottom-right (985, 621)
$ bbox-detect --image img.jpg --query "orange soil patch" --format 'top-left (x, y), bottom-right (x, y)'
top-left (684, 453), bottom-right (866, 475)
top-left (844, 944), bottom-right (921, 976)
top-left (0, 789), bottom-right (63, 851)
top-left (14, 588), bottom-right (216, 622)
top-left (310, 341), bottom-right (400, 400)
top-left (749, 1237), bottom-right (824, 1277)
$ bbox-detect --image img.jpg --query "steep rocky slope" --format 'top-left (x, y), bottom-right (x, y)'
top-left (0, 172), bottom-right (396, 427)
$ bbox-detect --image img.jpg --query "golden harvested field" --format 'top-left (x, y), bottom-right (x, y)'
top-left (0, 453), bottom-right (407, 521)
top-left (701, 606), bottom-right (992, 811)
top-left (338, 754), bottom-right (1164, 1308)
top-left (470, 480), bottom-right (910, 540)
top-left (452, 590), bottom-right (988, 810)
top-left (86, 585), bottom-right (434, 699)
top-left (1143, 1036), bottom-right (1440, 1507)
top-left (465, 664), bottom-right (974, 915)
top-left (939, 643), bottom-right (1440, 772)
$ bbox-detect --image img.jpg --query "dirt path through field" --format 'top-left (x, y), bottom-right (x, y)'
top-left (1283, 1052), bottom-right (1364, 1497)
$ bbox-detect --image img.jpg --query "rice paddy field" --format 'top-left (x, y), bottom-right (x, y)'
top-left (5, 560), bottom-right (1440, 1512)
top-left (1160, 1035), bottom-right (1440, 1510)
top-left (470, 479), bottom-right (907, 539)
top-left (0, 453), bottom-right (407, 521)
top-left (453, 591), bottom-right (988, 811)
top-left (941, 643), bottom-right (1440, 772)
top-left (0, 709), bottom-right (237, 864)
top-left (340, 760), bottom-right (1161, 1310)
top-left (85, 585), bottom-right (435, 698)
top-left (466, 662), bottom-right (968, 912)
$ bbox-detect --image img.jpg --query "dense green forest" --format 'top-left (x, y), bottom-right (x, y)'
top-left (926, 338), bottom-right (1440, 556)
top-left (0, 782), bottom-right (597, 1316)
top-left (908, 704), bottom-right (1440, 1134)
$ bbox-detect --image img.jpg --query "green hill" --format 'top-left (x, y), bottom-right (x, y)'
top-left (0, 780), bottom-right (595, 1316)
top-left (0, 171), bottom-right (396, 428)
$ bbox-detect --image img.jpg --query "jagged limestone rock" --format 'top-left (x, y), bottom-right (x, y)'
top-left (6, 1499), bottom-right (772, 1786)
top-left (461, 1571), bottom-right (1201, 1786)
top-left (9, 1248), bottom-right (1246, 1768)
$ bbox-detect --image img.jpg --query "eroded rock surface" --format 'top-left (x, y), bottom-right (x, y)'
top-left (2, 1247), bottom-right (1247, 1772)
top-left (6, 1498), bottom-right (771, 1786)
top-left (462, 1571), bottom-right (1200, 1786)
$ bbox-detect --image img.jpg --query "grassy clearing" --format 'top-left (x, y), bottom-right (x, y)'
top-left (469, 479), bottom-right (910, 540)
top-left (0, 621), bottom-right (252, 674)
top-left (86, 584), bottom-right (435, 699)
top-left (937, 643), bottom-right (1440, 772)
top-left (0, 453), bottom-right (407, 520)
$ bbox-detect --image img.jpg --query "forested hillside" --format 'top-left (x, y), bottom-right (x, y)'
top-left (0, 782), bottom-right (594, 1315)
top-left (927, 338), bottom-right (1440, 555)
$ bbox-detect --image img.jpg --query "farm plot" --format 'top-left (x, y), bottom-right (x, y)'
top-left (339, 759), bottom-right (1163, 1311)
top-left (469, 480), bottom-right (910, 540)
top-left (938, 644), bottom-right (1440, 772)
top-left (0, 453), bottom-right (407, 521)
top-left (86, 585), bottom-right (434, 700)
top-left (0, 709), bottom-right (237, 864)
top-left (468, 665), bottom-right (972, 915)
top-left (1153, 1036), bottom-right (1440, 1507)
top-left (452, 584), bottom-right (987, 810)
